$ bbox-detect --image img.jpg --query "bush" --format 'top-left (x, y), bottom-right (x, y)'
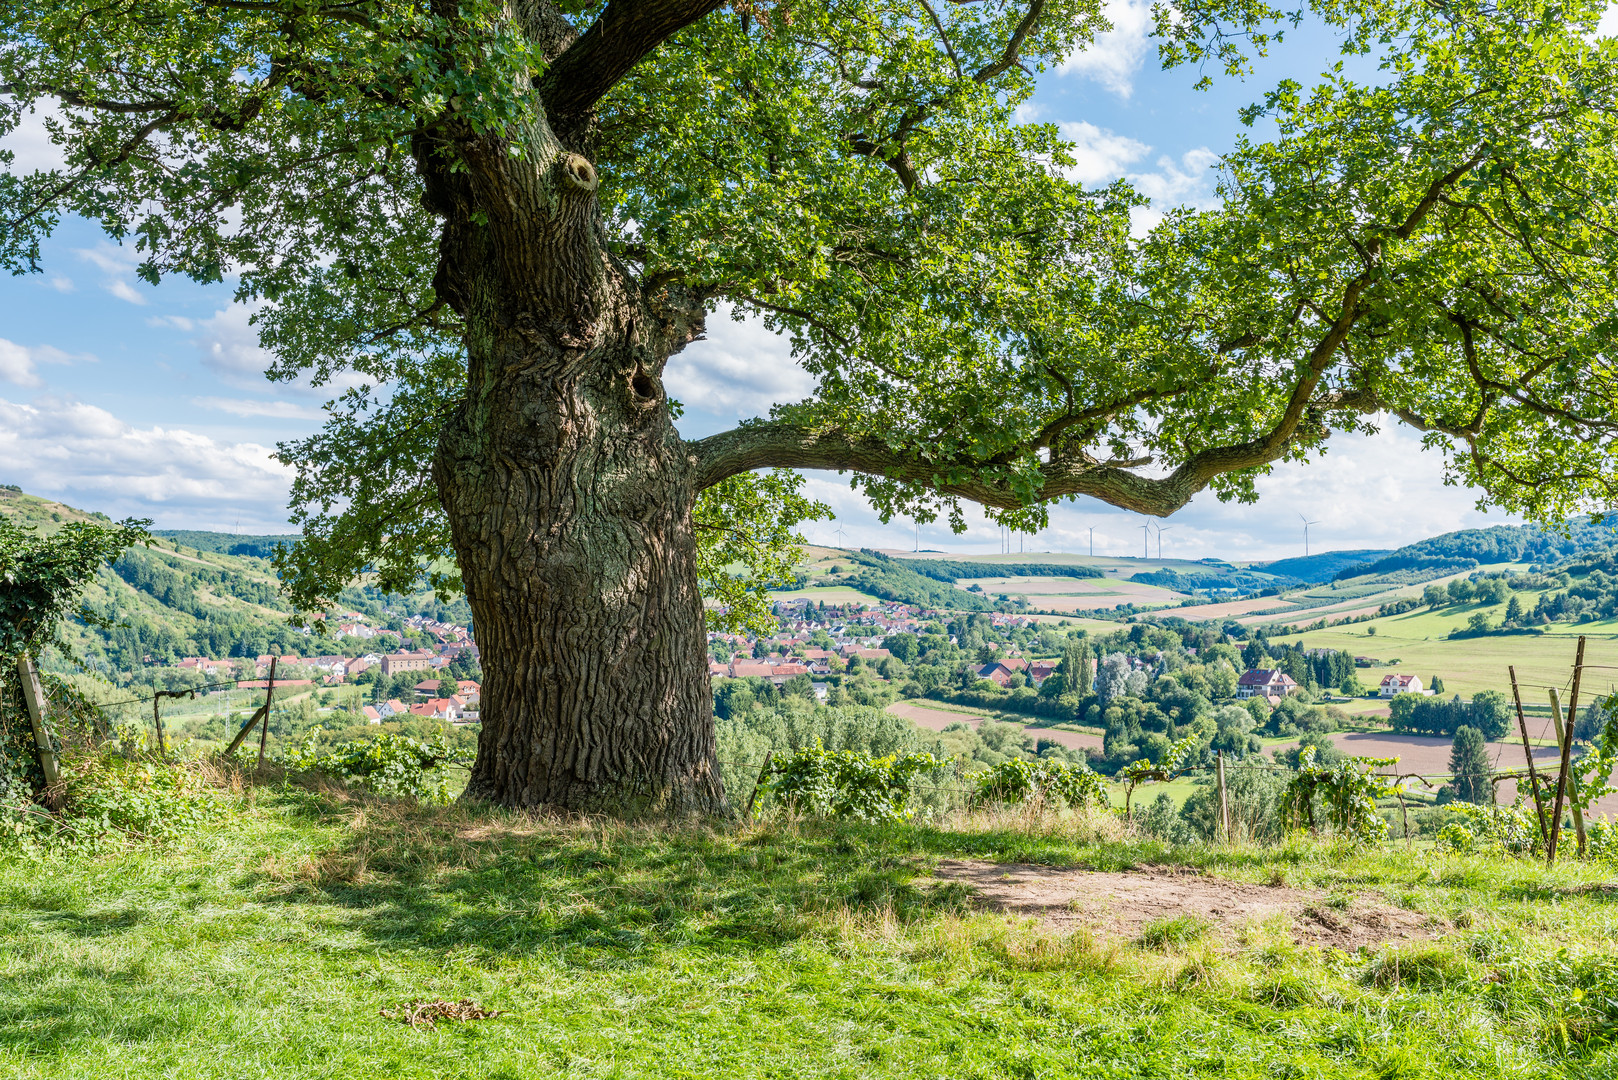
top-left (1279, 746), bottom-right (1396, 843)
top-left (1180, 766), bottom-right (1290, 842)
top-left (286, 728), bottom-right (463, 803)
top-left (974, 757), bottom-right (1108, 811)
top-left (3, 754), bottom-right (222, 851)
top-left (761, 741), bottom-right (944, 822)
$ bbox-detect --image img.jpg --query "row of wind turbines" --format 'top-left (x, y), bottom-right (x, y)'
top-left (832, 513), bottom-right (1323, 559)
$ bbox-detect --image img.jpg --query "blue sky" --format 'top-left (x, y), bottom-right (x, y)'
top-left (4, 5), bottom-right (1602, 558)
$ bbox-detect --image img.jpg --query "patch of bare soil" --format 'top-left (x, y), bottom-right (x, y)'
top-left (932, 859), bottom-right (1439, 950)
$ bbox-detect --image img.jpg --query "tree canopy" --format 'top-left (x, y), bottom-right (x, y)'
top-left (5, 0), bottom-right (1617, 611)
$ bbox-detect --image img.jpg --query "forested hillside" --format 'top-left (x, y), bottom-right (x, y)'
top-left (149, 529), bottom-right (297, 560)
top-left (1259, 549), bottom-right (1392, 583)
top-left (892, 558), bottom-right (1104, 582)
top-left (1335, 518), bottom-right (1618, 579)
top-left (0, 488), bottom-right (467, 678)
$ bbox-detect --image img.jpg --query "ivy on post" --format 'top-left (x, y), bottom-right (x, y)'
top-left (15, 656), bottom-right (62, 807)
top-left (0, 515), bottom-right (150, 808)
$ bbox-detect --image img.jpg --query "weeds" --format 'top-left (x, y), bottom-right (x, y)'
top-left (1139, 914), bottom-right (1213, 951)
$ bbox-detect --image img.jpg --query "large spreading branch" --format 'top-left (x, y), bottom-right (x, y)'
top-left (537, 0), bottom-right (726, 128)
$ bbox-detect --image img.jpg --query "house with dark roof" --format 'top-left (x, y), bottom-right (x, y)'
top-left (1236, 669), bottom-right (1299, 701)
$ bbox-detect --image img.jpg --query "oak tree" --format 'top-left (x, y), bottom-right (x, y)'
top-left (4, 0), bottom-right (1617, 813)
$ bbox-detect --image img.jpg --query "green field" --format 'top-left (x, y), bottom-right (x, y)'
top-left (764, 584), bottom-right (891, 605)
top-left (9, 782), bottom-right (1618, 1079)
top-left (1284, 597), bottom-right (1617, 700)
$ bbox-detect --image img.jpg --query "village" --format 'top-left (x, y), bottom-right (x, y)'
top-left (706, 595), bottom-right (1439, 707)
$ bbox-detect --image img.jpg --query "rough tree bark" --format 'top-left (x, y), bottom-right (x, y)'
top-left (419, 1), bottom-right (727, 815)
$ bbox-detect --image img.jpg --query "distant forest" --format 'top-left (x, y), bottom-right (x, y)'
top-left (891, 558), bottom-right (1103, 582)
top-left (151, 530), bottom-right (297, 561)
top-left (1336, 518), bottom-right (1618, 580)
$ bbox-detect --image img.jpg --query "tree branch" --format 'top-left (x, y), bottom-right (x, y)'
top-left (537, 0), bottom-right (726, 126)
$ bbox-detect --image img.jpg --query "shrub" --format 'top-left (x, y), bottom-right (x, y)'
top-left (286, 728), bottom-right (463, 803)
top-left (974, 757), bottom-right (1108, 811)
top-left (762, 740), bottom-right (944, 822)
top-left (4, 754), bottom-right (222, 851)
top-left (1279, 746), bottom-right (1396, 843)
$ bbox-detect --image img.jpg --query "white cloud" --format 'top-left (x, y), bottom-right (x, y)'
top-left (1060, 0), bottom-right (1153, 98)
top-left (1059, 121), bottom-right (1150, 185)
top-left (47, 275), bottom-right (74, 293)
top-left (792, 423), bottom-right (1517, 562)
top-left (1054, 122), bottom-right (1218, 232)
top-left (0, 340), bottom-right (42, 387)
top-left (147, 315), bottom-right (194, 331)
top-left (665, 303), bottom-right (815, 433)
top-left (74, 243), bottom-right (139, 275)
top-left (1601, 5), bottom-right (1618, 36)
top-left (1014, 101), bottom-right (1044, 125)
top-left (192, 396), bottom-right (323, 420)
top-left (1133, 147), bottom-right (1220, 206)
top-left (194, 304), bottom-right (271, 385)
top-left (73, 243), bottom-right (150, 305)
top-left (106, 279), bottom-right (147, 305)
top-left (1128, 146), bottom-right (1220, 233)
top-left (0, 102), bottom-right (67, 173)
top-left (0, 396), bottom-right (294, 530)
top-left (0, 339), bottom-right (93, 388)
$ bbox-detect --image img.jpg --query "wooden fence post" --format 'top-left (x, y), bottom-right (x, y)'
top-left (1509, 665), bottom-right (1549, 843)
top-left (1546, 637), bottom-right (1587, 864)
top-left (1215, 750), bottom-right (1229, 842)
top-left (152, 694), bottom-right (169, 759)
top-left (16, 657), bottom-right (64, 806)
top-left (256, 659), bottom-right (277, 770)
top-left (746, 751), bottom-right (773, 818)
top-left (223, 657), bottom-right (277, 758)
top-left (1549, 686), bottom-right (1588, 858)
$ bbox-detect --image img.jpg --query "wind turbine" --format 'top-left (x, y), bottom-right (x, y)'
top-left (1087, 526), bottom-right (1095, 558)
top-left (1298, 513), bottom-right (1320, 557)
top-left (1140, 522), bottom-right (1150, 559)
top-left (834, 524), bottom-right (849, 550)
top-left (1155, 524), bottom-right (1174, 560)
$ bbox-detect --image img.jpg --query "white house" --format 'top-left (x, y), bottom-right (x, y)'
top-left (1379, 674), bottom-right (1426, 698)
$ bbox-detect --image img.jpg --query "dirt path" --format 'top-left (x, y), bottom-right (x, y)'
top-left (932, 859), bottom-right (1438, 949)
top-left (886, 702), bottom-right (1104, 752)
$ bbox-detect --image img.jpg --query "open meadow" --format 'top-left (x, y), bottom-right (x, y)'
top-left (1284, 612), bottom-right (1618, 701)
top-left (6, 781), bottom-right (1618, 1080)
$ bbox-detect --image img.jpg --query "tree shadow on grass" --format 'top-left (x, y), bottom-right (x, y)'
top-left (244, 803), bottom-right (980, 961)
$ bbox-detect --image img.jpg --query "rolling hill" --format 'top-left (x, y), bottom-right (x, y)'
top-left (1, 487), bottom-right (466, 681)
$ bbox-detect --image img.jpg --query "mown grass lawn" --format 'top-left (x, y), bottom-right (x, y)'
top-left (4, 786), bottom-right (1618, 1079)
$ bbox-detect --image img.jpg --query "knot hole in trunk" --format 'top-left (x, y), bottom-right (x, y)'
top-left (560, 154), bottom-right (598, 193)
top-left (630, 371), bottom-right (658, 403)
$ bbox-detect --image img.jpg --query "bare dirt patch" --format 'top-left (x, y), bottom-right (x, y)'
top-left (1168, 596), bottom-right (1301, 621)
top-left (886, 703), bottom-right (1104, 752)
top-left (932, 859), bottom-right (1438, 950)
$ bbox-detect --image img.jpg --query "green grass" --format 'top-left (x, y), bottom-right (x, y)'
top-left (1138, 913), bottom-right (1213, 950)
top-left (5, 786), bottom-right (1618, 1078)
top-left (1285, 598), bottom-right (1618, 700)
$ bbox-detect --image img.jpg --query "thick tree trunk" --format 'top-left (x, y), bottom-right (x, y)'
top-left (435, 358), bottom-right (724, 815)
top-left (416, 36), bottom-right (724, 814)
